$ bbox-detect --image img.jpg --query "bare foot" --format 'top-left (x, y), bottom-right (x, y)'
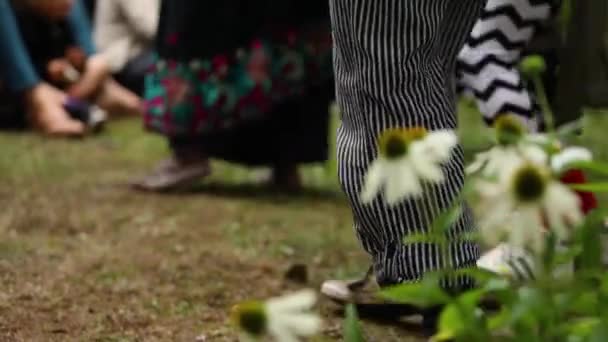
top-left (31, 110), bottom-right (85, 137)
top-left (25, 83), bottom-right (85, 137)
top-left (96, 79), bottom-right (143, 117)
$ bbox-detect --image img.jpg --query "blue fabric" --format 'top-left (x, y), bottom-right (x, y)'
top-left (68, 0), bottom-right (95, 56)
top-left (0, 0), bottom-right (39, 91)
top-left (0, 0), bottom-right (95, 92)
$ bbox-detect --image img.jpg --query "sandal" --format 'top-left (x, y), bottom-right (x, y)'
top-left (132, 156), bottom-right (211, 192)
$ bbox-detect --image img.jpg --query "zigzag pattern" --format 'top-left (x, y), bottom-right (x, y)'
top-left (456, 0), bottom-right (551, 124)
top-left (456, 55), bottom-right (512, 74)
top-left (484, 2), bottom-right (551, 22)
top-left (462, 72), bottom-right (523, 96)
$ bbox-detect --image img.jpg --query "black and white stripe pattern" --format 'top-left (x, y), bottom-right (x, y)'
top-left (456, 0), bottom-right (553, 127)
top-left (330, 0), bottom-right (485, 287)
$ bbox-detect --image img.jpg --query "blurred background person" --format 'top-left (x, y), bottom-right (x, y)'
top-left (0, 0), bottom-right (89, 135)
top-left (93, 0), bottom-right (160, 95)
top-left (133, 0), bottom-right (333, 192)
top-left (0, 0), bottom-right (141, 136)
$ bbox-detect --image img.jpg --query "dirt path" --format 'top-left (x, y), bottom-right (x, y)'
top-left (0, 122), bottom-right (423, 341)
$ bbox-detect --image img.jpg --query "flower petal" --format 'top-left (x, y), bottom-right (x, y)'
top-left (478, 198), bottom-right (513, 245)
top-left (466, 151), bottom-right (490, 175)
top-left (384, 162), bottom-right (423, 205)
top-left (551, 146), bottom-right (593, 173)
top-left (408, 151), bottom-right (445, 184)
top-left (481, 148), bottom-right (524, 179)
top-left (544, 183), bottom-right (584, 240)
top-left (419, 130), bottom-right (458, 162)
top-left (267, 324), bottom-right (299, 342)
top-left (360, 160), bottom-right (386, 205)
top-left (277, 313), bottom-right (323, 337)
top-left (519, 144), bottom-right (549, 166)
top-left (510, 208), bottom-right (543, 252)
top-left (266, 289), bottom-right (317, 315)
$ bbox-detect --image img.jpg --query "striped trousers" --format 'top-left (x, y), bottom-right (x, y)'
top-left (456, 0), bottom-right (555, 127)
top-left (330, 0), bottom-right (485, 286)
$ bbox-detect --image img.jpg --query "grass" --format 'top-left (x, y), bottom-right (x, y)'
top-left (0, 103), bottom-right (606, 341)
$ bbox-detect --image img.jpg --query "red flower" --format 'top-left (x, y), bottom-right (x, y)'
top-left (560, 169), bottom-right (598, 214)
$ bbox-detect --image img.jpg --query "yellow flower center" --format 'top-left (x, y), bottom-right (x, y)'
top-left (511, 164), bottom-right (548, 203)
top-left (378, 127), bottom-right (427, 159)
top-left (231, 301), bottom-right (267, 336)
top-left (494, 114), bottom-right (526, 146)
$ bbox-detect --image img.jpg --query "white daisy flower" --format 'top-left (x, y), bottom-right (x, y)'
top-left (466, 144), bottom-right (547, 178)
top-left (233, 290), bottom-right (322, 342)
top-left (361, 127), bottom-right (458, 206)
top-left (551, 146), bottom-right (593, 174)
top-left (467, 114), bottom-right (548, 178)
top-left (516, 132), bottom-right (592, 175)
top-left (477, 162), bottom-right (584, 253)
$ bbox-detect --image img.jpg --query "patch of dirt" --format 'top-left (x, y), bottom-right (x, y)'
top-left (0, 121), bottom-right (436, 341)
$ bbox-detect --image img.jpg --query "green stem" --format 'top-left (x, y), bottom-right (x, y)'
top-left (532, 74), bottom-right (556, 133)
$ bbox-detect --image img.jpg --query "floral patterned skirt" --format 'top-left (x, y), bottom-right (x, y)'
top-left (144, 0), bottom-right (333, 139)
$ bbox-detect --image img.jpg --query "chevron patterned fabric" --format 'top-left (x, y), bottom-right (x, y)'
top-left (457, 0), bottom-right (555, 131)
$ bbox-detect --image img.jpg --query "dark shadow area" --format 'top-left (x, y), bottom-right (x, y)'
top-left (331, 304), bottom-right (427, 338)
top-left (134, 181), bottom-right (346, 205)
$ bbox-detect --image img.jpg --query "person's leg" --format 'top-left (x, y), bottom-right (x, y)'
top-left (329, 0), bottom-right (483, 291)
top-left (95, 78), bottom-right (142, 117)
top-left (456, 0), bottom-right (554, 129)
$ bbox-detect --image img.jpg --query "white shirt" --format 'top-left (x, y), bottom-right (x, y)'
top-left (93, 0), bottom-right (160, 72)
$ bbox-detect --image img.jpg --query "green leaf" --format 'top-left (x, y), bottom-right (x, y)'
top-left (488, 307), bottom-right (512, 331)
top-left (435, 290), bottom-right (487, 341)
top-left (431, 205), bottom-right (463, 235)
top-left (575, 210), bottom-right (605, 272)
top-left (459, 289), bottom-right (486, 310)
top-left (509, 287), bottom-right (545, 327)
top-left (379, 275), bottom-right (450, 308)
top-left (569, 182), bottom-right (608, 193)
top-left (541, 233), bottom-right (559, 272)
top-left (570, 292), bottom-right (599, 315)
top-left (482, 278), bottom-right (512, 293)
top-left (403, 233), bottom-right (448, 245)
top-left (343, 304), bottom-right (365, 342)
top-left (565, 317), bottom-right (602, 338)
top-left (588, 322), bottom-right (608, 342)
top-left (601, 274), bottom-right (608, 296)
top-left (567, 161), bottom-right (608, 177)
top-left (452, 267), bottom-right (503, 285)
top-left (554, 244), bottom-right (583, 266)
top-left (436, 304), bottom-right (464, 341)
